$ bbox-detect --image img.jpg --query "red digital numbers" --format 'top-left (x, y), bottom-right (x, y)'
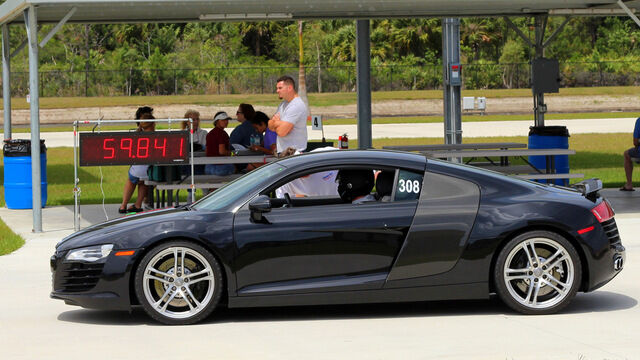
top-left (80, 131), bottom-right (188, 166)
top-left (154, 137), bottom-right (167, 156)
top-left (103, 138), bottom-right (115, 159)
top-left (120, 138), bottom-right (133, 158)
top-left (137, 138), bottom-right (149, 158)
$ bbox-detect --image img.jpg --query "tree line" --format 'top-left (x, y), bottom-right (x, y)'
top-left (3, 17), bottom-right (640, 94)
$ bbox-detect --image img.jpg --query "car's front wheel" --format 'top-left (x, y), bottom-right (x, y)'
top-left (494, 231), bottom-right (582, 314)
top-left (134, 241), bottom-right (223, 325)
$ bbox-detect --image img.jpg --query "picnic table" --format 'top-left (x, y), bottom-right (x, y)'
top-left (384, 142), bottom-right (527, 166)
top-left (422, 148), bottom-right (583, 184)
top-left (383, 142), bottom-right (526, 152)
top-left (146, 153), bottom-right (277, 207)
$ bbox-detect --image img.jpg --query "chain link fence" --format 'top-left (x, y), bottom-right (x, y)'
top-left (2, 61), bottom-right (640, 97)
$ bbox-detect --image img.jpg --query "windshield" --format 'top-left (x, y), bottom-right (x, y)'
top-left (191, 161), bottom-right (287, 212)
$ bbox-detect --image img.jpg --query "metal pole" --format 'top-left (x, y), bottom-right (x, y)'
top-left (25, 6), bottom-right (42, 232)
top-left (533, 15), bottom-right (546, 127)
top-left (2, 24), bottom-right (12, 141)
top-left (73, 121), bottom-right (79, 231)
top-left (442, 18), bottom-right (462, 147)
top-left (189, 118), bottom-right (195, 204)
top-left (355, 20), bottom-right (372, 149)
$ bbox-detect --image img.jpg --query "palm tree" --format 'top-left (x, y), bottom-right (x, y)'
top-left (298, 21), bottom-right (308, 106)
top-left (239, 21), bottom-right (282, 57)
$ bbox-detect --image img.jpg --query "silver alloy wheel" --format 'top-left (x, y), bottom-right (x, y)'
top-left (142, 246), bottom-right (215, 320)
top-left (502, 237), bottom-right (575, 310)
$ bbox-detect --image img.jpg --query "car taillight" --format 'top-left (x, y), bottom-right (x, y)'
top-left (591, 200), bottom-right (614, 223)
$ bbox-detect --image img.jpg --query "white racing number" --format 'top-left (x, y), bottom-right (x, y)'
top-left (398, 179), bottom-right (421, 194)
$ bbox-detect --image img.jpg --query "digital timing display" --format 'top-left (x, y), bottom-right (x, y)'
top-left (79, 131), bottom-right (189, 166)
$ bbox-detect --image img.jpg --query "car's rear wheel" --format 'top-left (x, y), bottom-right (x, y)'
top-left (494, 231), bottom-right (581, 314)
top-left (134, 241), bottom-right (223, 325)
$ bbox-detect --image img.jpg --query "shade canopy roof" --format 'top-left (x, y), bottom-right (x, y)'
top-left (1, 0), bottom-right (639, 25)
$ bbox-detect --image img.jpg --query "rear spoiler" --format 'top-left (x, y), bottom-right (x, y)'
top-left (572, 178), bottom-right (603, 199)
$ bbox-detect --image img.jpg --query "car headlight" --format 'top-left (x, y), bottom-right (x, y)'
top-left (65, 244), bottom-right (114, 262)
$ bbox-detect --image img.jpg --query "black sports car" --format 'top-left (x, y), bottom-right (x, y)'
top-left (51, 150), bottom-right (625, 324)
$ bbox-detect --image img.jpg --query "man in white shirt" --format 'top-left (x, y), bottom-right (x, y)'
top-left (268, 75), bottom-right (309, 153)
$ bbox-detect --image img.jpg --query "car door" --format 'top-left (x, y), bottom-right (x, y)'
top-left (232, 170), bottom-right (421, 296)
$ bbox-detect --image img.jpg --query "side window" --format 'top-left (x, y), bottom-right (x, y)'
top-left (394, 169), bottom-right (423, 201)
top-left (274, 169), bottom-right (339, 199)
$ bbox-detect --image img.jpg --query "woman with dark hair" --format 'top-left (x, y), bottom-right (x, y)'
top-left (119, 114), bottom-right (155, 213)
top-left (230, 103), bottom-right (261, 149)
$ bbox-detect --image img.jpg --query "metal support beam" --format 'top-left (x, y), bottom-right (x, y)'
top-left (24, 6), bottom-right (42, 232)
top-left (543, 17), bottom-right (571, 48)
top-left (39, 6), bottom-right (76, 48)
top-left (3, 24), bottom-right (11, 141)
top-left (355, 19), bottom-right (372, 149)
top-left (10, 38), bottom-right (27, 59)
top-left (503, 17), bottom-right (534, 48)
top-left (533, 15), bottom-right (547, 127)
top-left (618, 0), bottom-right (640, 28)
top-left (442, 18), bottom-right (462, 151)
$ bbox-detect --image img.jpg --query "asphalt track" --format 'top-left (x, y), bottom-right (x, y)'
top-left (0, 190), bottom-right (639, 359)
top-left (8, 117), bottom-right (639, 147)
top-left (1, 117), bottom-right (640, 359)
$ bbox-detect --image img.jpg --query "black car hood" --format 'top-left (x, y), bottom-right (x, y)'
top-left (56, 207), bottom-right (228, 251)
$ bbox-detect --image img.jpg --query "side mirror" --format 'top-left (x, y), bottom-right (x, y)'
top-left (249, 195), bottom-right (271, 223)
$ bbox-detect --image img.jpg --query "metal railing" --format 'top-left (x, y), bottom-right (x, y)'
top-left (2, 61), bottom-right (639, 97)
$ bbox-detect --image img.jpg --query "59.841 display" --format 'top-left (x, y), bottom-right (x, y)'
top-left (79, 131), bottom-right (189, 166)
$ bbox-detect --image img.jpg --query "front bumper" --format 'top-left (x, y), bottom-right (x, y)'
top-left (50, 248), bottom-right (142, 311)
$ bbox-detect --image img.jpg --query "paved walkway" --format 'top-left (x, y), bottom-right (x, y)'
top-left (8, 117), bottom-right (638, 147)
top-left (1, 189), bottom-right (639, 359)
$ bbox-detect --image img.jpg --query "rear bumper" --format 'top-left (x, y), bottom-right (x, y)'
top-left (586, 242), bottom-right (625, 292)
top-left (578, 219), bottom-right (626, 292)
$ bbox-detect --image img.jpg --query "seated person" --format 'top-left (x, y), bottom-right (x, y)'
top-left (230, 103), bottom-right (261, 149)
top-left (205, 111), bottom-right (235, 176)
top-left (119, 116), bottom-right (155, 213)
top-left (336, 169), bottom-right (375, 204)
top-left (181, 109), bottom-right (207, 175)
top-left (374, 170), bottom-right (395, 202)
top-left (249, 111), bottom-right (277, 156)
top-left (275, 147), bottom-right (340, 198)
top-left (276, 169), bottom-right (339, 199)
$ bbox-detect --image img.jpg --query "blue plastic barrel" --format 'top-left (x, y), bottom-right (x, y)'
top-left (528, 126), bottom-right (569, 186)
top-left (3, 140), bottom-right (47, 209)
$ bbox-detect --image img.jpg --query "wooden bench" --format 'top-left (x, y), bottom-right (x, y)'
top-left (384, 142), bottom-right (526, 152)
top-left (514, 173), bottom-right (584, 181)
top-left (473, 164), bottom-right (535, 174)
top-left (146, 174), bottom-right (242, 206)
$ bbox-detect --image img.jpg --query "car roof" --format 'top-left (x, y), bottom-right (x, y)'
top-left (275, 149), bottom-right (427, 171)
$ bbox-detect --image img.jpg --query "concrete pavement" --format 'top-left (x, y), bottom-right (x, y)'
top-left (1, 189), bottom-right (639, 359)
top-left (8, 117), bottom-right (638, 147)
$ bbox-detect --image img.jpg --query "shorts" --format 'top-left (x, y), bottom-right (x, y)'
top-left (128, 172), bottom-right (141, 185)
top-left (628, 146), bottom-right (640, 158)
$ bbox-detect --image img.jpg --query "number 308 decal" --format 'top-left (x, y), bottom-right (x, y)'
top-left (398, 179), bottom-right (421, 193)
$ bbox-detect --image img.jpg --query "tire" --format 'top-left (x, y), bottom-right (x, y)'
top-left (134, 241), bottom-right (223, 325)
top-left (494, 231), bottom-right (582, 315)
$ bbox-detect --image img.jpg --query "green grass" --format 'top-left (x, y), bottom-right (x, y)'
top-left (7, 111), bottom-right (639, 133)
top-left (0, 133), bottom-right (635, 207)
top-left (0, 218), bottom-right (25, 255)
top-left (2, 86), bottom-right (639, 110)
